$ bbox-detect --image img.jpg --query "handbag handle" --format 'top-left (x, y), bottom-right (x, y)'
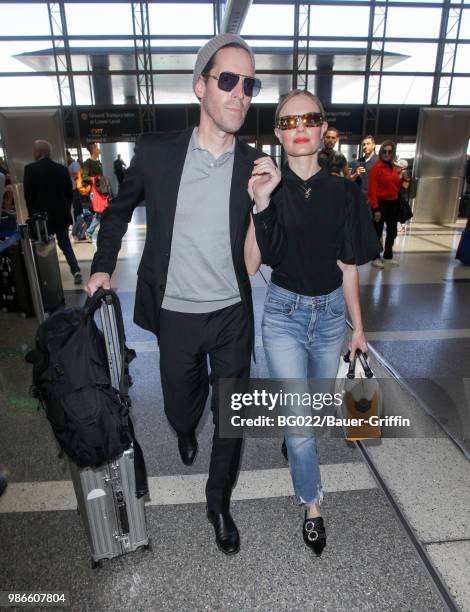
top-left (344, 349), bottom-right (374, 379)
top-left (357, 350), bottom-right (374, 378)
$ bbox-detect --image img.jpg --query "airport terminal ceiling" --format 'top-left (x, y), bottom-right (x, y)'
top-left (0, 0), bottom-right (469, 141)
top-left (14, 45), bottom-right (408, 106)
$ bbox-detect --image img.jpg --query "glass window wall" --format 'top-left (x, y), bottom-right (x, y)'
top-left (454, 44), bottom-right (470, 73)
top-left (0, 0), bottom-right (468, 127)
top-left (458, 9), bottom-right (470, 39)
top-left (309, 5), bottom-right (371, 38)
top-left (382, 42), bottom-right (438, 73)
top-left (0, 41), bottom-right (54, 73)
top-left (379, 75), bottom-right (434, 104)
top-left (0, 76), bottom-right (59, 107)
top-left (449, 77), bottom-right (470, 104)
top-left (385, 8), bottom-right (443, 39)
top-left (332, 75), bottom-right (365, 103)
top-left (241, 5), bottom-right (294, 36)
top-left (65, 3), bottom-right (134, 36)
top-left (148, 4), bottom-right (214, 35)
top-left (0, 3), bottom-right (51, 36)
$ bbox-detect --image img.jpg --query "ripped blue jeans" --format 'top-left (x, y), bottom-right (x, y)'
top-left (262, 282), bottom-right (346, 506)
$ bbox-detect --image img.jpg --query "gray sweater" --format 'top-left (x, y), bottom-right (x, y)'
top-left (162, 129), bottom-right (241, 314)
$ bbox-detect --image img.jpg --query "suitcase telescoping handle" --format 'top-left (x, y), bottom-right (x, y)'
top-left (101, 296), bottom-right (122, 390)
top-left (86, 289), bottom-right (149, 499)
top-left (85, 289), bottom-right (128, 393)
top-left (28, 213), bottom-right (50, 244)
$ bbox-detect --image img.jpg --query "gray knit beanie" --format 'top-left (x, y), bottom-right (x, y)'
top-left (192, 34), bottom-right (255, 91)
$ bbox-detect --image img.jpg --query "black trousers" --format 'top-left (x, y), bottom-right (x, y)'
top-left (374, 198), bottom-right (399, 259)
top-left (72, 189), bottom-right (83, 220)
top-left (55, 226), bottom-right (80, 275)
top-left (158, 302), bottom-right (251, 512)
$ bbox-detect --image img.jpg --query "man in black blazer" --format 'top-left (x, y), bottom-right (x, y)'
top-left (86, 34), bottom-right (264, 555)
top-left (23, 140), bottom-right (82, 284)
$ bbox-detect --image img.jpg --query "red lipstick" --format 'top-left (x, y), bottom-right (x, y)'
top-left (294, 137), bottom-right (310, 144)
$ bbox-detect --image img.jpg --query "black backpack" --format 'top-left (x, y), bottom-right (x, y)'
top-left (27, 290), bottom-right (146, 493)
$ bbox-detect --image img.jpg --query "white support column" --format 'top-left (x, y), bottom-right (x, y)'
top-left (100, 143), bottom-right (118, 196)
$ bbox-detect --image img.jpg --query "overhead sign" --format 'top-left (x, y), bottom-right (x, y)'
top-left (324, 107), bottom-right (364, 135)
top-left (76, 108), bottom-right (140, 142)
top-left (65, 104), bottom-right (421, 143)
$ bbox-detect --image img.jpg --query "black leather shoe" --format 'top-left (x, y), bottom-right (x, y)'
top-left (302, 515), bottom-right (326, 556)
top-left (177, 432), bottom-right (198, 466)
top-left (207, 509), bottom-right (240, 555)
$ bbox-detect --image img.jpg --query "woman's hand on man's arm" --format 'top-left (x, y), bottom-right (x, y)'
top-left (248, 157), bottom-right (281, 212)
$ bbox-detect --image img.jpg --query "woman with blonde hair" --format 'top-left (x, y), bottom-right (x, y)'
top-left (244, 89), bottom-right (379, 555)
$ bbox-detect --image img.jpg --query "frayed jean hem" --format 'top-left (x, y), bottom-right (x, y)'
top-left (295, 486), bottom-right (324, 507)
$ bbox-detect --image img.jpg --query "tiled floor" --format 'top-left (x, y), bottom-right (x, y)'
top-left (1, 211), bottom-right (469, 611)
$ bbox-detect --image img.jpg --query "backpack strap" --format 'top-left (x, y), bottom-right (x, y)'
top-left (128, 417), bottom-right (148, 498)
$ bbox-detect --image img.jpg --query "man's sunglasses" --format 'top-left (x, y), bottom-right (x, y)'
top-left (277, 112), bottom-right (325, 130)
top-left (207, 71), bottom-right (262, 97)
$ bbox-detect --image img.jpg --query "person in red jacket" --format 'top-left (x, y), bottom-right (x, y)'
top-left (368, 140), bottom-right (409, 268)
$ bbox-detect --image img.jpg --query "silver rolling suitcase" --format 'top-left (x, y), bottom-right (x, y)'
top-left (69, 293), bottom-right (150, 568)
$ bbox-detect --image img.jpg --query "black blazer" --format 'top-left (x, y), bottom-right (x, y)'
top-left (91, 128), bottom-right (263, 352)
top-left (23, 157), bottom-right (73, 233)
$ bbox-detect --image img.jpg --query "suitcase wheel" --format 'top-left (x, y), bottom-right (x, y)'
top-left (90, 558), bottom-right (104, 570)
top-left (144, 539), bottom-right (152, 552)
top-left (345, 440), bottom-right (356, 448)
